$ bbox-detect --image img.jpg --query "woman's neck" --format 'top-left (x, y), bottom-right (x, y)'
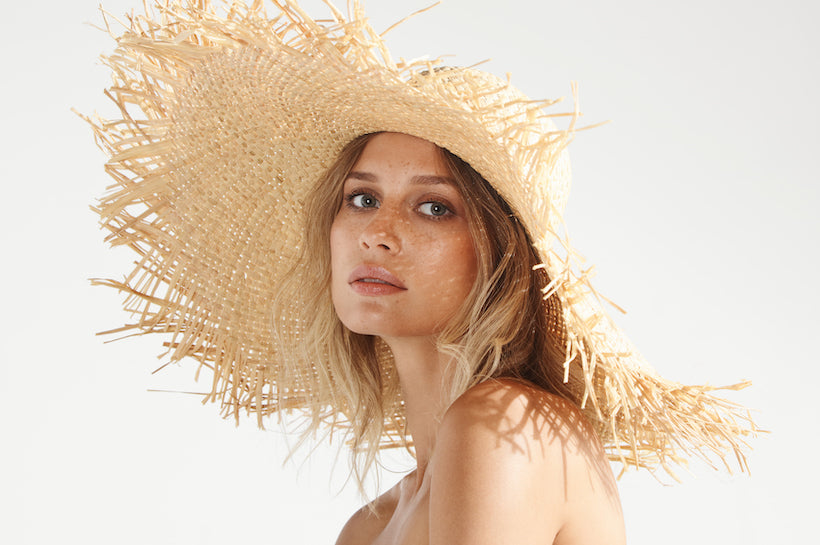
top-left (381, 335), bottom-right (453, 480)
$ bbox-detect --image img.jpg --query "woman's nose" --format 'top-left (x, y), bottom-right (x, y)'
top-left (359, 208), bottom-right (402, 253)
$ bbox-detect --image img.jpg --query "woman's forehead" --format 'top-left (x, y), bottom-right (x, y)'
top-left (349, 132), bottom-right (454, 183)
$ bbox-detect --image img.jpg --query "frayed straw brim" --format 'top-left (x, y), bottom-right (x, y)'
top-left (82, 0), bottom-right (758, 477)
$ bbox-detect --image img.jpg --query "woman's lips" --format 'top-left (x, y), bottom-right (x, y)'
top-left (348, 265), bottom-right (407, 296)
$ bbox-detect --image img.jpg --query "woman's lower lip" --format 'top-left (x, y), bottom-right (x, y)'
top-left (349, 280), bottom-right (406, 296)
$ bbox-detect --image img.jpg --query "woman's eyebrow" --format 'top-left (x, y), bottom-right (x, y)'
top-left (410, 174), bottom-right (456, 186)
top-left (347, 171), bottom-right (376, 182)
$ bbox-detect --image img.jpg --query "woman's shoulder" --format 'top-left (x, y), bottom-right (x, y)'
top-left (437, 376), bottom-right (618, 496)
top-left (440, 377), bottom-right (599, 447)
top-left (446, 376), bottom-right (584, 416)
top-left (429, 378), bottom-right (625, 544)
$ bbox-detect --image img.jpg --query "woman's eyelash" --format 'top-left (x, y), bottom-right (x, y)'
top-left (344, 191), bottom-right (379, 209)
top-left (418, 201), bottom-right (453, 218)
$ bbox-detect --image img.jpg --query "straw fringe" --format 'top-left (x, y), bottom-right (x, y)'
top-left (83, 0), bottom-right (759, 478)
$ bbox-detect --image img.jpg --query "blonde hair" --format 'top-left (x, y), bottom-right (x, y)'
top-left (275, 132), bottom-right (580, 489)
top-left (435, 149), bottom-right (577, 404)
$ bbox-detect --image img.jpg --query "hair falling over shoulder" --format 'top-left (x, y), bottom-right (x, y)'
top-left (434, 149), bottom-right (580, 405)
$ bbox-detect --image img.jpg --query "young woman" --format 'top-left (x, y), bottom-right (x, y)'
top-left (322, 132), bottom-right (625, 543)
top-left (85, 1), bottom-right (756, 543)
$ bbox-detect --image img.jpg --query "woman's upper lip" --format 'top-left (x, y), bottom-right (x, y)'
top-left (348, 265), bottom-right (407, 289)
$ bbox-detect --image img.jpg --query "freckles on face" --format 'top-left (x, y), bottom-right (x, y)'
top-left (329, 132), bottom-right (478, 340)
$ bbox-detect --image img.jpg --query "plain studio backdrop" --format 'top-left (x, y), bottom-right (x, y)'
top-left (2, 0), bottom-right (817, 543)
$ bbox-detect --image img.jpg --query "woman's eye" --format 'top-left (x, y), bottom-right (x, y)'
top-left (349, 193), bottom-right (379, 208)
top-left (419, 202), bottom-right (451, 217)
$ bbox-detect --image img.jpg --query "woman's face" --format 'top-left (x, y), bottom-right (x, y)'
top-left (330, 132), bottom-right (478, 340)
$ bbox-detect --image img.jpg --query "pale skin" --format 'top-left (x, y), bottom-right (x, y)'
top-left (331, 133), bottom-right (626, 545)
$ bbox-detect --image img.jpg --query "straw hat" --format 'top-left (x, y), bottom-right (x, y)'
top-left (84, 0), bottom-right (757, 477)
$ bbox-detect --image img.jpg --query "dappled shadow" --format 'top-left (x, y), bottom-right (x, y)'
top-left (452, 378), bottom-right (621, 504)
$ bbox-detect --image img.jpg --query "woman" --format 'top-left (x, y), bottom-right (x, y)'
top-left (85, 1), bottom-right (756, 543)
top-left (321, 132), bottom-right (625, 543)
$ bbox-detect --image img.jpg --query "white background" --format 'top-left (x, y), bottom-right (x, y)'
top-left (2, 0), bottom-right (817, 543)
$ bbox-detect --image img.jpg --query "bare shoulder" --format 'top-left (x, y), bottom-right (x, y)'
top-left (334, 480), bottom-right (401, 545)
top-left (437, 378), bottom-right (608, 464)
top-left (429, 379), bottom-right (625, 545)
top-left (442, 378), bottom-right (597, 443)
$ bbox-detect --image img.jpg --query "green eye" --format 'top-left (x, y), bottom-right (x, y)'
top-left (420, 202), bottom-right (450, 217)
top-left (351, 193), bottom-right (378, 208)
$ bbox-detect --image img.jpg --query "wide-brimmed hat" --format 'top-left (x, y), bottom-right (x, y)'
top-left (83, 0), bottom-right (756, 476)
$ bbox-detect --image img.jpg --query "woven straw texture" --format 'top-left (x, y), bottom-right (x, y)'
top-left (83, 0), bottom-right (757, 477)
